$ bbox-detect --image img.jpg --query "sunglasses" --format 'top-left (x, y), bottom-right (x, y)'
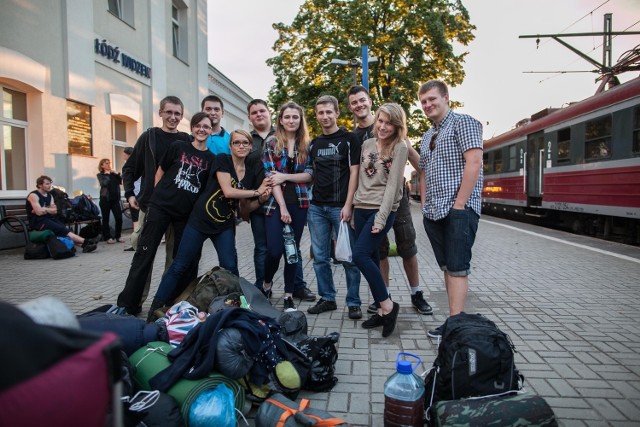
top-left (429, 131), bottom-right (439, 152)
top-left (232, 140), bottom-right (251, 147)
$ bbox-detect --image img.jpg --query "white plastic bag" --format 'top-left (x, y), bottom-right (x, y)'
top-left (335, 220), bottom-right (352, 262)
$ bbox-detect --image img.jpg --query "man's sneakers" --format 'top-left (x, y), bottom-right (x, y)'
top-left (427, 324), bottom-right (444, 338)
top-left (81, 238), bottom-right (97, 253)
top-left (361, 313), bottom-right (383, 329)
top-left (307, 298), bottom-right (337, 314)
top-left (292, 287), bottom-right (317, 302)
top-left (367, 302), bottom-right (378, 314)
top-left (283, 297), bottom-right (297, 312)
top-left (348, 306), bottom-right (362, 319)
top-left (411, 291), bottom-right (433, 315)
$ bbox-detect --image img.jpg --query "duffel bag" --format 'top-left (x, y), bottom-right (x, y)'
top-left (427, 393), bottom-right (558, 427)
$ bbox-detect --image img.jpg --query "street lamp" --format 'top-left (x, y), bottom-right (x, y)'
top-left (331, 46), bottom-right (378, 89)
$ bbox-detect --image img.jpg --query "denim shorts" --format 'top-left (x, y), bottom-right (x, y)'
top-left (423, 207), bottom-right (479, 276)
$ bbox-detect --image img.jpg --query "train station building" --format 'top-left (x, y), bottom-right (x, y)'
top-left (0, 0), bottom-right (252, 211)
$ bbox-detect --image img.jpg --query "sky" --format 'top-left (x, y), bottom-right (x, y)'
top-left (208, 0), bottom-right (640, 139)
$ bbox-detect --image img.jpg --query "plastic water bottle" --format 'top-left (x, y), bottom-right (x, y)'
top-left (283, 224), bottom-right (298, 264)
top-left (384, 352), bottom-right (425, 427)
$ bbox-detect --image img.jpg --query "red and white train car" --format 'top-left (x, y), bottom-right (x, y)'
top-left (482, 76), bottom-right (640, 243)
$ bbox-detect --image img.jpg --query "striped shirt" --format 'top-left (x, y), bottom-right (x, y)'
top-left (418, 109), bottom-right (483, 220)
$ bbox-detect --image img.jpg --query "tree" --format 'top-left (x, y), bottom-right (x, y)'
top-left (267, 0), bottom-right (475, 139)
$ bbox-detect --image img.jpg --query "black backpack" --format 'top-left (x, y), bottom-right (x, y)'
top-left (49, 188), bottom-right (75, 223)
top-left (71, 194), bottom-right (101, 221)
top-left (424, 313), bottom-right (523, 409)
top-left (45, 234), bottom-right (76, 260)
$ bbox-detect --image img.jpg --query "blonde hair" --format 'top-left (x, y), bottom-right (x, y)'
top-left (374, 103), bottom-right (407, 159)
top-left (98, 158), bottom-right (111, 172)
top-left (274, 101), bottom-right (309, 165)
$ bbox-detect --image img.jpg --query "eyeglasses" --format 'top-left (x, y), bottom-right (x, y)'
top-left (429, 131), bottom-right (439, 152)
top-left (193, 124), bottom-right (212, 131)
top-left (232, 140), bottom-right (251, 147)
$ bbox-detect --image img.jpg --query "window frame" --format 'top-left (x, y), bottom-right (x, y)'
top-left (107, 0), bottom-right (134, 28)
top-left (556, 127), bottom-right (571, 164)
top-left (171, 1), bottom-right (188, 63)
top-left (584, 115), bottom-right (612, 162)
top-left (0, 86), bottom-right (29, 193)
top-left (633, 107), bottom-right (640, 155)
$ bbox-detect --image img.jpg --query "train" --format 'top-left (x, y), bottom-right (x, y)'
top-left (481, 76), bottom-right (640, 244)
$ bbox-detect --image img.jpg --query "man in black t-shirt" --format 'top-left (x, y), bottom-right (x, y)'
top-left (306, 95), bottom-right (362, 319)
top-left (347, 85), bottom-right (433, 318)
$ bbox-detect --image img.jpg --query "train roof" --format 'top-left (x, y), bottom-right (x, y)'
top-left (483, 76), bottom-right (640, 149)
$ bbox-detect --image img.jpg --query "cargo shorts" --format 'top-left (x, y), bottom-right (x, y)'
top-left (378, 188), bottom-right (417, 260)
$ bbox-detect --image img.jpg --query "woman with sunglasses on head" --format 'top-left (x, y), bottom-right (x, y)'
top-left (96, 158), bottom-right (123, 243)
top-left (352, 103), bottom-right (409, 337)
top-left (147, 129), bottom-right (271, 321)
top-left (260, 101), bottom-right (312, 312)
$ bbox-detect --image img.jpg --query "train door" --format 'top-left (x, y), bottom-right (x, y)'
top-left (525, 131), bottom-right (544, 205)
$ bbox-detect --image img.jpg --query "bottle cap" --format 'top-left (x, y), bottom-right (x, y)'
top-left (397, 359), bottom-right (412, 374)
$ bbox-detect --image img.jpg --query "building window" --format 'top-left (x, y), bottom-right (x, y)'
top-left (67, 100), bottom-right (93, 156)
top-left (557, 127), bottom-right (571, 164)
top-left (108, 0), bottom-right (134, 27)
top-left (172, 1), bottom-right (187, 62)
top-left (585, 115), bottom-right (611, 161)
top-left (633, 107), bottom-right (640, 155)
top-left (112, 118), bottom-right (128, 172)
top-left (0, 87), bottom-right (28, 191)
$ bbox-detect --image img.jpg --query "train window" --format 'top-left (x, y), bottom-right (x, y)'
top-left (508, 145), bottom-right (517, 170)
top-left (585, 115), bottom-right (612, 161)
top-left (633, 107), bottom-right (640, 154)
top-left (483, 152), bottom-right (489, 174)
top-left (494, 150), bottom-right (503, 173)
top-left (557, 127), bottom-right (571, 164)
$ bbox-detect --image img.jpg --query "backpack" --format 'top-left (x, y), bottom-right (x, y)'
top-left (182, 266), bottom-right (242, 312)
top-left (24, 242), bottom-right (50, 260)
top-left (295, 332), bottom-right (340, 392)
top-left (50, 187), bottom-right (75, 223)
top-left (255, 393), bottom-right (348, 427)
top-left (424, 313), bottom-right (523, 410)
top-left (72, 194), bottom-right (101, 221)
top-left (45, 234), bottom-right (76, 259)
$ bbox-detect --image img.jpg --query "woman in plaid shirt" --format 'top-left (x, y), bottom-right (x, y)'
top-left (261, 101), bottom-right (313, 311)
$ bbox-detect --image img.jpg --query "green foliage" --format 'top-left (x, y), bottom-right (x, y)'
top-left (266, 0), bottom-right (475, 138)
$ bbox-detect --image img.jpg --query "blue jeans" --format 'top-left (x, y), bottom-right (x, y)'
top-left (307, 204), bottom-right (361, 306)
top-left (251, 209), bottom-right (307, 290)
top-left (423, 207), bottom-right (479, 276)
top-left (353, 208), bottom-right (396, 304)
top-left (154, 223), bottom-right (237, 303)
top-left (264, 205), bottom-right (307, 293)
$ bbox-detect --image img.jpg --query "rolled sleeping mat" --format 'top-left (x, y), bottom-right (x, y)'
top-left (128, 341), bottom-right (246, 424)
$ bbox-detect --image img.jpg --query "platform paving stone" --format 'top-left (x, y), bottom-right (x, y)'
top-left (2, 201), bottom-right (640, 426)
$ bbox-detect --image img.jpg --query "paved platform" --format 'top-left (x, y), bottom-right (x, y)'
top-left (1, 201), bottom-right (639, 426)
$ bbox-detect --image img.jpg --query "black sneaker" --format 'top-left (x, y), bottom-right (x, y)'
top-left (427, 324), bottom-right (444, 338)
top-left (307, 298), bottom-right (337, 314)
top-left (361, 313), bottom-right (383, 329)
top-left (283, 297), bottom-right (297, 312)
top-left (82, 242), bottom-right (97, 253)
top-left (381, 302), bottom-right (400, 337)
top-left (411, 291), bottom-right (433, 315)
top-left (348, 306), bottom-right (362, 319)
top-left (261, 286), bottom-right (273, 300)
top-left (367, 302), bottom-right (378, 314)
top-left (292, 287), bottom-right (317, 302)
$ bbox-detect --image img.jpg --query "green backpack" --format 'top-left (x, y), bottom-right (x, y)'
top-left (183, 266), bottom-right (241, 312)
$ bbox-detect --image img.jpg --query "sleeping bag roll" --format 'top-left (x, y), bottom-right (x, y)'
top-left (128, 342), bottom-right (246, 425)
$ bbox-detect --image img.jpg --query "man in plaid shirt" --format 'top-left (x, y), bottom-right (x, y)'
top-left (417, 80), bottom-right (483, 338)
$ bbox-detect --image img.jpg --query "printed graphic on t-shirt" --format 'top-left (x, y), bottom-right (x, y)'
top-left (204, 177), bottom-right (239, 223)
top-left (315, 141), bottom-right (345, 158)
top-left (174, 152), bottom-right (210, 193)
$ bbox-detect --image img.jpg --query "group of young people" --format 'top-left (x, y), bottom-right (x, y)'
top-left (26, 78), bottom-right (482, 339)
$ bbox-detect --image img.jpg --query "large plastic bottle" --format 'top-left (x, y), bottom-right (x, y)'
top-left (283, 224), bottom-right (298, 264)
top-left (384, 352), bottom-right (425, 427)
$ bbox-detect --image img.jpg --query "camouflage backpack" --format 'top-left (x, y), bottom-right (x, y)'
top-left (182, 266), bottom-right (241, 312)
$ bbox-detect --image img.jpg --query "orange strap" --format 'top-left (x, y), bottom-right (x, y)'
top-left (266, 397), bottom-right (347, 427)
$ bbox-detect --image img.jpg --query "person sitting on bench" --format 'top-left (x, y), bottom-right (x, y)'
top-left (26, 175), bottom-right (97, 253)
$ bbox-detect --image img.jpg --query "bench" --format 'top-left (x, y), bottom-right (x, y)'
top-left (0, 203), bottom-right (101, 247)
